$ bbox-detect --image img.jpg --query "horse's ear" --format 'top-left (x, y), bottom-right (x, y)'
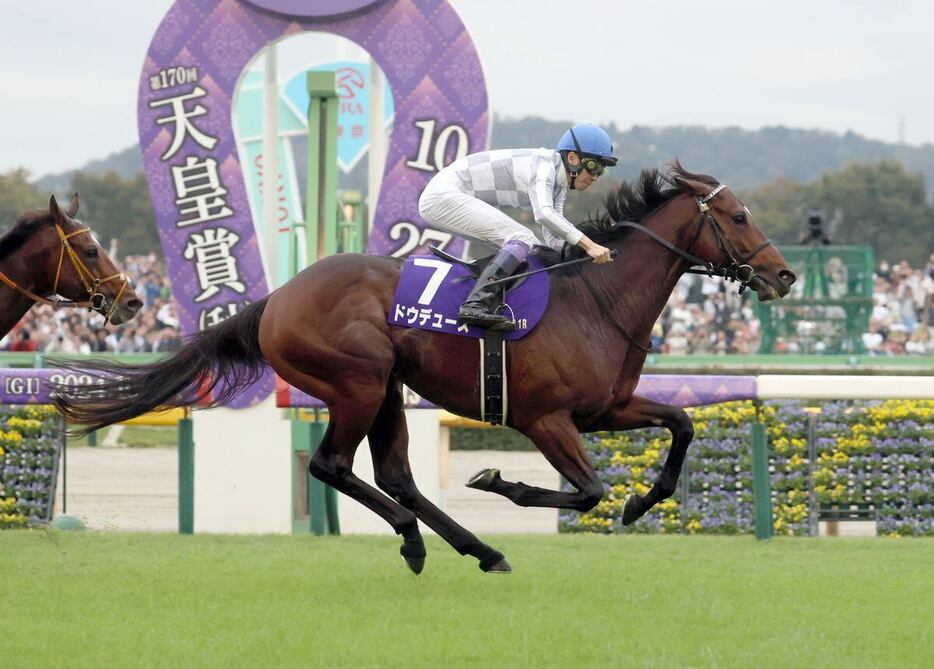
top-left (668, 160), bottom-right (712, 197)
top-left (49, 195), bottom-right (65, 223)
top-left (670, 173), bottom-right (708, 197)
top-left (67, 193), bottom-right (79, 217)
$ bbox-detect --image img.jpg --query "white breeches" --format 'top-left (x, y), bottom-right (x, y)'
top-left (418, 173), bottom-right (554, 252)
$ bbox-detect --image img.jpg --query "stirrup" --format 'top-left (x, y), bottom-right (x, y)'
top-left (490, 304), bottom-right (517, 332)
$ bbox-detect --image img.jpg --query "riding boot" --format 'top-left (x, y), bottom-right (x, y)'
top-left (458, 241), bottom-right (528, 331)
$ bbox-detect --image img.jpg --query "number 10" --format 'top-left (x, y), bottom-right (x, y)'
top-left (406, 120), bottom-right (469, 173)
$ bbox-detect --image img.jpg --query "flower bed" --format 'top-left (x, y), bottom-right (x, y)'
top-left (0, 406), bottom-right (64, 528)
top-left (560, 400), bottom-right (934, 537)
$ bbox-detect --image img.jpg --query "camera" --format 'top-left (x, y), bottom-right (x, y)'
top-left (802, 208), bottom-right (831, 245)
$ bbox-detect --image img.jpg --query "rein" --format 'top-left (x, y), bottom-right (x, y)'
top-left (0, 222), bottom-right (130, 324)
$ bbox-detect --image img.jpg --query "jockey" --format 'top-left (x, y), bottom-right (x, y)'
top-left (418, 122), bottom-right (617, 331)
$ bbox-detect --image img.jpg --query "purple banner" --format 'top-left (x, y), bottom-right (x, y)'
top-left (0, 369), bottom-right (99, 405)
top-left (0, 369), bottom-right (757, 411)
top-left (634, 375), bottom-right (757, 407)
top-left (138, 0), bottom-right (489, 408)
top-left (278, 375), bottom-right (759, 410)
top-left (242, 0), bottom-right (386, 17)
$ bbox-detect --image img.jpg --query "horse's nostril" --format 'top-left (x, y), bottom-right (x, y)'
top-left (778, 269), bottom-right (797, 285)
top-left (127, 299), bottom-right (143, 311)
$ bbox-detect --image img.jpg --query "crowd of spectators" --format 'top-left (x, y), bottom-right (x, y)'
top-left (2, 248), bottom-right (933, 358)
top-left (647, 254), bottom-right (934, 356)
top-left (0, 254), bottom-right (182, 355)
top-left (860, 257), bottom-right (934, 355)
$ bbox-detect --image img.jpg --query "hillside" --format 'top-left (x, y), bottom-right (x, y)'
top-left (35, 117), bottom-right (934, 198)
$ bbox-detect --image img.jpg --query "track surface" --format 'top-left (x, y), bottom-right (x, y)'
top-left (2, 533), bottom-right (931, 667)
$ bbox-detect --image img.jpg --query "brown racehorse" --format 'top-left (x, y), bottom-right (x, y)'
top-left (0, 194), bottom-right (142, 338)
top-left (52, 163), bottom-right (795, 573)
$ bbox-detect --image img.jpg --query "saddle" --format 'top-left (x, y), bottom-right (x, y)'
top-left (393, 249), bottom-right (556, 426)
top-left (428, 246), bottom-right (536, 291)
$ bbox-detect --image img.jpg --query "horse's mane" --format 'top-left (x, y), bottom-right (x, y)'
top-left (0, 210), bottom-right (52, 262)
top-left (548, 160), bottom-right (719, 269)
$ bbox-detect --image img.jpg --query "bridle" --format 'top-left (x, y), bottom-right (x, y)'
top-left (685, 184), bottom-right (774, 290)
top-left (579, 183), bottom-right (774, 353)
top-left (615, 184), bottom-right (774, 295)
top-left (0, 222), bottom-right (131, 324)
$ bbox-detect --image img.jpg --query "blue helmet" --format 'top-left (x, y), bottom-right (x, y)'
top-left (556, 123), bottom-right (617, 166)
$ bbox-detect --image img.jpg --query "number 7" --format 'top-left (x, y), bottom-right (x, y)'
top-left (412, 258), bottom-right (452, 305)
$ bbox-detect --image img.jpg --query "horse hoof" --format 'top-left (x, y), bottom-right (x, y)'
top-left (466, 468), bottom-right (500, 491)
top-left (622, 494), bottom-right (643, 526)
top-left (401, 553), bottom-right (425, 575)
top-left (481, 556), bottom-right (512, 573)
top-left (400, 539), bottom-right (426, 575)
top-left (479, 550), bottom-right (511, 573)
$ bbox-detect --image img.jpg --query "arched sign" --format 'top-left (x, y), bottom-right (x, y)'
top-left (137, 0), bottom-right (489, 407)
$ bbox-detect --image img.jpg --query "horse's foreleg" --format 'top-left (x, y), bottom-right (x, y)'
top-left (467, 414), bottom-right (604, 511)
top-left (592, 394), bottom-right (694, 525)
top-left (368, 381), bottom-right (510, 573)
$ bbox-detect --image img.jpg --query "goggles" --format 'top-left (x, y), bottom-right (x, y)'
top-left (579, 156), bottom-right (607, 176)
top-left (568, 126), bottom-right (613, 177)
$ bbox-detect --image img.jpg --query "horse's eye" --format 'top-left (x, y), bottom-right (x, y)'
top-left (732, 213), bottom-right (747, 225)
top-left (86, 247), bottom-right (99, 259)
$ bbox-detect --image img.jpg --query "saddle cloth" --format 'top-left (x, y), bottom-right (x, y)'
top-left (388, 253), bottom-right (551, 340)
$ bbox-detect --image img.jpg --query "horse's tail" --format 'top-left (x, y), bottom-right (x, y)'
top-left (51, 297), bottom-right (270, 435)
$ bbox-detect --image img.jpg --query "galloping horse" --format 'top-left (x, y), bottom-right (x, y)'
top-left (53, 163), bottom-right (795, 573)
top-left (0, 194), bottom-right (142, 338)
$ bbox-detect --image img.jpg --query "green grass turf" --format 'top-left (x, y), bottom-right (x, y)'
top-left (0, 533), bottom-right (931, 668)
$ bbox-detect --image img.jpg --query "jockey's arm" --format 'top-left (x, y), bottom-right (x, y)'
top-left (529, 160), bottom-right (612, 264)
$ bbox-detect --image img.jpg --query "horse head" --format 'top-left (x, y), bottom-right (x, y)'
top-left (42, 194), bottom-right (143, 325)
top-left (668, 163), bottom-right (796, 301)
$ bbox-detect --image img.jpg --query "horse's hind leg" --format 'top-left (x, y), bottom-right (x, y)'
top-left (300, 385), bottom-right (426, 573)
top-left (368, 380), bottom-right (510, 573)
top-left (467, 413), bottom-right (605, 511)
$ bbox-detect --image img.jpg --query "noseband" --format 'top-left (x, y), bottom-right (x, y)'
top-left (0, 222), bottom-right (131, 324)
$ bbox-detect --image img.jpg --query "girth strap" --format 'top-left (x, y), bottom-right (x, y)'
top-left (479, 330), bottom-right (506, 425)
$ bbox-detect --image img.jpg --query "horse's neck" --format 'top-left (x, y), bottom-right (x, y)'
top-left (0, 286), bottom-right (36, 339)
top-left (578, 197), bottom-right (698, 348)
top-left (0, 257), bottom-right (39, 339)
